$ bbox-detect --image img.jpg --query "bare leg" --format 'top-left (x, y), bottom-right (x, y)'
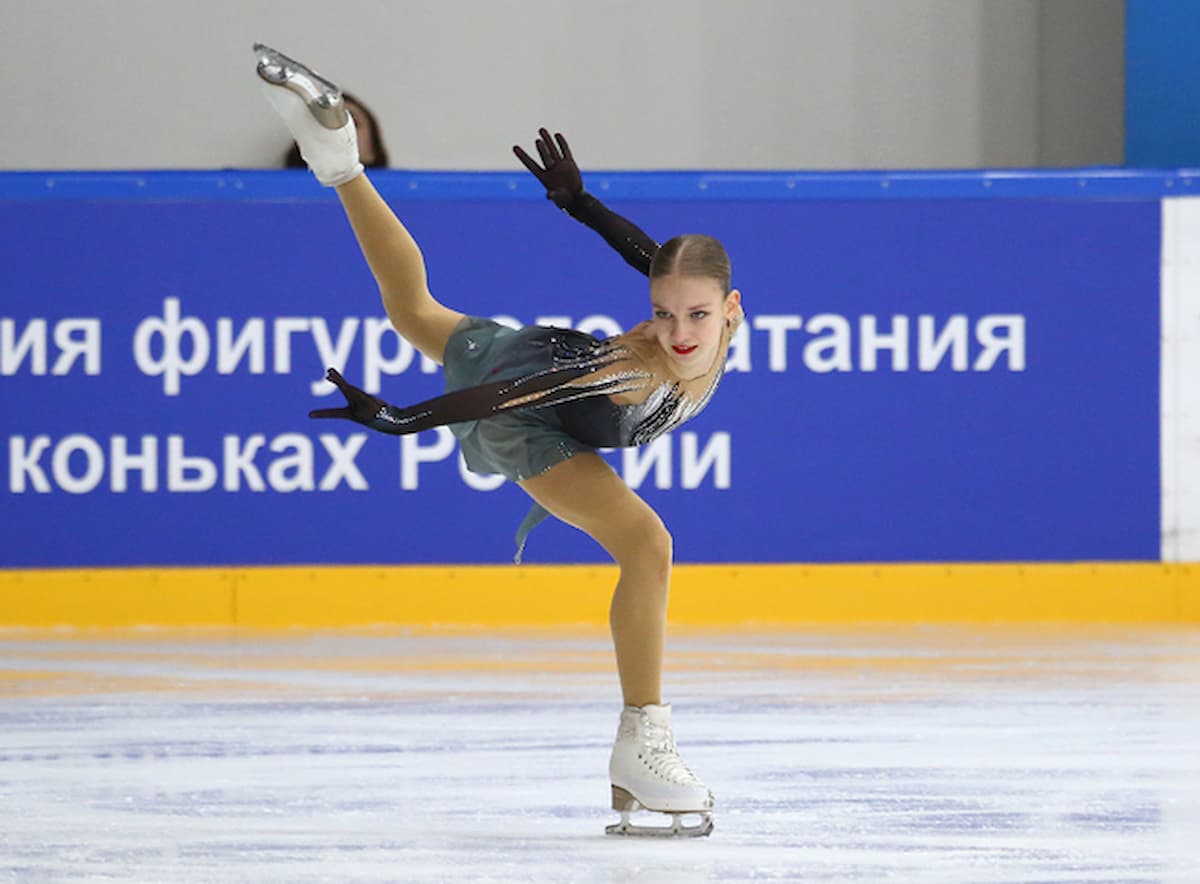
top-left (254, 45), bottom-right (463, 365)
top-left (519, 453), bottom-right (670, 706)
top-left (334, 175), bottom-right (465, 365)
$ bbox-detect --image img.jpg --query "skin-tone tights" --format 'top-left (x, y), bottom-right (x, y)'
top-left (333, 175), bottom-right (666, 707)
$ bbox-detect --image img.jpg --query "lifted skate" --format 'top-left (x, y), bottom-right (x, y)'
top-left (253, 42), bottom-right (348, 130)
top-left (605, 786), bottom-right (714, 838)
top-left (252, 42), bottom-right (362, 186)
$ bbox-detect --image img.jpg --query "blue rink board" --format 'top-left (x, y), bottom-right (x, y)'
top-left (0, 172), bottom-right (1161, 566)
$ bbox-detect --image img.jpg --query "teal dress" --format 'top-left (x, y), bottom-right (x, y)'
top-left (347, 190), bottom-right (734, 560)
top-left (367, 312), bottom-right (733, 562)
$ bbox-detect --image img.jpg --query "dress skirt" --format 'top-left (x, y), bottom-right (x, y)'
top-left (442, 316), bottom-right (595, 483)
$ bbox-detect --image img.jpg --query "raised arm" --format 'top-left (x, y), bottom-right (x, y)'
top-left (514, 129), bottom-right (659, 277)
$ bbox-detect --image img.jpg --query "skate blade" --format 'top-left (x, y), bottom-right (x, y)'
top-left (605, 812), bottom-right (714, 838)
top-left (252, 42), bottom-right (348, 130)
top-left (606, 787), bottom-right (714, 838)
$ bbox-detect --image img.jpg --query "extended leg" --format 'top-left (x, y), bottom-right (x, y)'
top-left (254, 44), bottom-right (464, 365)
top-left (334, 176), bottom-right (465, 365)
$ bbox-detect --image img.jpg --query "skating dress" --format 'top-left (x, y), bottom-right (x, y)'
top-left (362, 193), bottom-right (742, 559)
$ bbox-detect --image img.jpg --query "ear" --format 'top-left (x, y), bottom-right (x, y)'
top-left (724, 289), bottom-right (742, 322)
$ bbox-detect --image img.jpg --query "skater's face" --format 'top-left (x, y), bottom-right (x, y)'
top-left (649, 274), bottom-right (741, 379)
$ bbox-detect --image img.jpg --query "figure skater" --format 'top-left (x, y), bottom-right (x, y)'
top-left (254, 43), bottom-right (742, 838)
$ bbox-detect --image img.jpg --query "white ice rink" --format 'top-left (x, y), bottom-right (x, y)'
top-left (2, 627), bottom-right (1198, 882)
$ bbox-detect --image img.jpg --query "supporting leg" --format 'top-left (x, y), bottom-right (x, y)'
top-left (519, 453), bottom-right (670, 707)
top-left (519, 455), bottom-right (714, 837)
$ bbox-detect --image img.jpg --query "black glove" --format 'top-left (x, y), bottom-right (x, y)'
top-left (308, 368), bottom-right (387, 424)
top-left (513, 128), bottom-right (583, 210)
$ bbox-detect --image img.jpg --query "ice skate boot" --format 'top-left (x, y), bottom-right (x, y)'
top-left (253, 42), bottom-right (363, 186)
top-left (605, 703), bottom-right (714, 838)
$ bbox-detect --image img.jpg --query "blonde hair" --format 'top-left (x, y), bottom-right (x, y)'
top-left (649, 234), bottom-right (732, 294)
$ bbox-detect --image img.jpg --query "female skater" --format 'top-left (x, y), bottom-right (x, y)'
top-left (254, 44), bottom-right (741, 838)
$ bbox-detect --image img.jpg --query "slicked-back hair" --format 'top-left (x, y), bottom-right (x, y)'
top-left (649, 234), bottom-right (732, 295)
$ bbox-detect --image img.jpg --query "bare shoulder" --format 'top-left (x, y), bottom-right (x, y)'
top-left (611, 321), bottom-right (659, 357)
top-left (609, 319), bottom-right (655, 346)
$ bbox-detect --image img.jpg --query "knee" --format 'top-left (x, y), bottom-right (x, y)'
top-left (615, 515), bottom-right (673, 582)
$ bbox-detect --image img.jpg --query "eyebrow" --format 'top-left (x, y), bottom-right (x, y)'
top-left (652, 303), bottom-right (716, 312)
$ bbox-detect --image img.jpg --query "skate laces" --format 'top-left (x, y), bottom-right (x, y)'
top-left (640, 720), bottom-right (703, 786)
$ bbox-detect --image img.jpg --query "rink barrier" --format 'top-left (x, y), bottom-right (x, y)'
top-left (1, 563), bottom-right (1196, 628)
top-left (0, 169), bottom-right (1186, 570)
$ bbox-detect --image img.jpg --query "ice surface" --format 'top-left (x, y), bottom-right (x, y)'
top-left (1, 626), bottom-right (1198, 882)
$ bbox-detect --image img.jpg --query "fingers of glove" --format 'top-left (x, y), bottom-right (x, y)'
top-left (308, 407), bottom-right (354, 420)
top-left (513, 144), bottom-right (547, 180)
top-left (538, 127), bottom-right (562, 164)
top-left (325, 366), bottom-right (352, 391)
top-left (554, 132), bottom-right (575, 165)
top-left (536, 136), bottom-right (556, 169)
top-left (329, 379), bottom-right (361, 406)
top-left (323, 368), bottom-right (374, 411)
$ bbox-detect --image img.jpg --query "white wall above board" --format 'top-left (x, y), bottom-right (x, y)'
top-left (0, 0), bottom-right (1123, 172)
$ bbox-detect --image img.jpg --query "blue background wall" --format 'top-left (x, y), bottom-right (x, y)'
top-left (1126, 0), bottom-right (1200, 167)
top-left (0, 172), bottom-right (1164, 567)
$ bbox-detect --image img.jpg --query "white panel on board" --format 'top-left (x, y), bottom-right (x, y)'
top-left (1161, 197), bottom-right (1200, 561)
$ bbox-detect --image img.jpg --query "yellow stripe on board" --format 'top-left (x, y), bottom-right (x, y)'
top-left (0, 563), bottom-right (1196, 629)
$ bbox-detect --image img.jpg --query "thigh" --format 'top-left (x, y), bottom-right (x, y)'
top-left (402, 303), bottom-right (467, 366)
top-left (518, 453), bottom-right (667, 560)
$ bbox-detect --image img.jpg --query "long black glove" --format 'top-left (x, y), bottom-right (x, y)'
top-left (513, 128), bottom-right (659, 277)
top-left (309, 363), bottom-right (620, 436)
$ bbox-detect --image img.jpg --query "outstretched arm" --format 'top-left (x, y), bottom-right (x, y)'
top-left (514, 129), bottom-right (659, 277)
top-left (310, 365), bottom-right (627, 436)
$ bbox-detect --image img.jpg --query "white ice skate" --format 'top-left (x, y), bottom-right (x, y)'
top-left (605, 703), bottom-right (714, 838)
top-left (253, 42), bottom-right (363, 187)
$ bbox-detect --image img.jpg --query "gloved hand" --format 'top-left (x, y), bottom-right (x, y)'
top-left (513, 128), bottom-right (583, 210)
top-left (308, 368), bottom-right (387, 424)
